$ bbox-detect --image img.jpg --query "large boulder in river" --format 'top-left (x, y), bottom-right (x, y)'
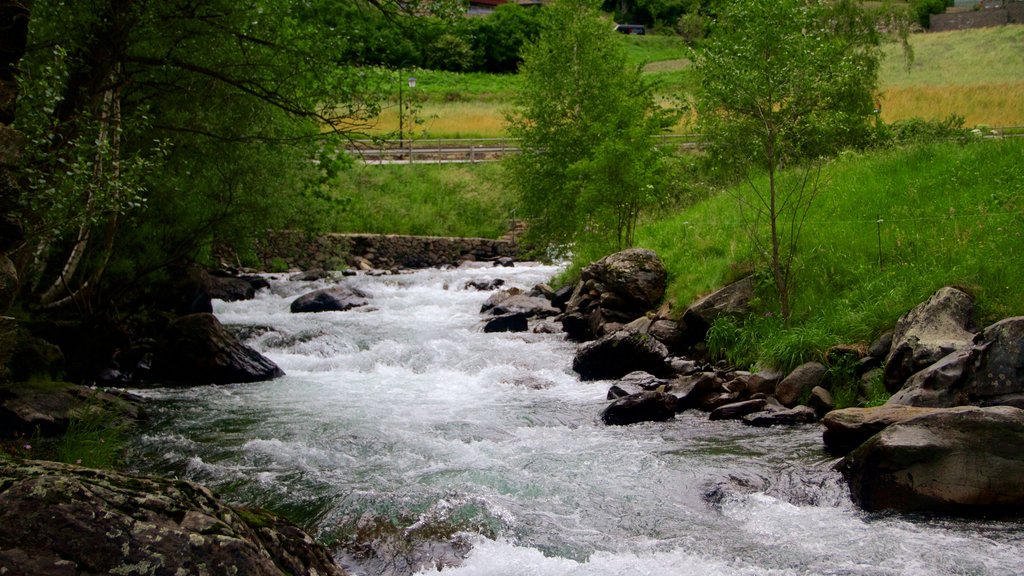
top-left (883, 287), bottom-right (976, 393)
top-left (887, 316), bottom-right (1024, 409)
top-left (153, 313), bottom-right (284, 385)
top-left (481, 287), bottom-right (558, 318)
top-left (581, 248), bottom-right (667, 313)
top-left (822, 405), bottom-right (941, 455)
top-left (572, 330), bottom-right (670, 381)
top-left (0, 459), bottom-right (346, 575)
top-left (838, 406), bottom-right (1024, 516)
top-left (601, 391), bottom-right (676, 425)
top-left (290, 285), bottom-right (370, 313)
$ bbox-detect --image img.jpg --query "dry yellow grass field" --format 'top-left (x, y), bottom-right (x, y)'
top-left (365, 25), bottom-right (1024, 138)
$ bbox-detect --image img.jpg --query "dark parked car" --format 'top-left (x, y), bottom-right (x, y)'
top-left (614, 24), bottom-right (646, 35)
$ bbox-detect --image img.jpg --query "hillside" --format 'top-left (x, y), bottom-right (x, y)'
top-left (635, 138), bottom-right (1024, 370)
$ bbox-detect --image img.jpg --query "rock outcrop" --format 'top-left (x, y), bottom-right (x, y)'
top-left (887, 316), bottom-right (1024, 409)
top-left (883, 287), bottom-right (976, 393)
top-left (560, 248), bottom-right (668, 342)
top-left (839, 406), bottom-right (1024, 516)
top-left (0, 459), bottom-right (346, 575)
top-left (290, 286), bottom-right (370, 314)
top-left (572, 331), bottom-right (670, 381)
top-left (600, 390), bottom-right (676, 426)
top-left (0, 383), bottom-right (147, 437)
top-left (152, 313), bottom-right (284, 385)
top-left (821, 405), bottom-right (940, 455)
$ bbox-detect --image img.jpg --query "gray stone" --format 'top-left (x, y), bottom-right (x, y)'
top-left (709, 399), bottom-right (768, 421)
top-left (887, 316), bottom-right (1024, 409)
top-left (581, 248), bottom-right (667, 312)
top-left (808, 386), bottom-right (834, 417)
top-left (884, 287), bottom-right (976, 393)
top-left (572, 331), bottom-right (670, 381)
top-left (0, 460), bottom-right (346, 575)
top-left (743, 405), bottom-right (818, 427)
top-left (666, 372), bottom-right (722, 411)
top-left (680, 276), bottom-right (754, 344)
top-left (290, 285), bottom-right (370, 313)
top-left (822, 405), bottom-right (941, 455)
top-left (483, 312), bottom-right (528, 333)
top-left (481, 288), bottom-right (558, 318)
top-left (839, 406), bottom-right (1024, 516)
top-left (600, 391), bottom-right (676, 426)
top-left (775, 362), bottom-right (827, 408)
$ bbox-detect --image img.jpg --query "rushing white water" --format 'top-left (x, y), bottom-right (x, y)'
top-left (127, 264), bottom-right (1024, 576)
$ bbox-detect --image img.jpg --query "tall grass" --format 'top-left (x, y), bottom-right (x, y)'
top-left (636, 139), bottom-right (1024, 371)
top-left (328, 162), bottom-right (515, 238)
top-left (880, 83), bottom-right (1024, 127)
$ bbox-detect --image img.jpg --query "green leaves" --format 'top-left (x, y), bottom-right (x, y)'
top-left (507, 0), bottom-right (673, 252)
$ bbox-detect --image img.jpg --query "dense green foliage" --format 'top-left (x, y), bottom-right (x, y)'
top-left (507, 0), bottom-right (676, 253)
top-left (693, 0), bottom-right (881, 322)
top-left (638, 139), bottom-right (1024, 372)
top-left (12, 0), bottom-right (398, 310)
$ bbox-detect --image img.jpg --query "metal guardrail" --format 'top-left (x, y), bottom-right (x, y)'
top-left (345, 128), bottom-right (1021, 165)
top-left (346, 134), bottom-right (703, 164)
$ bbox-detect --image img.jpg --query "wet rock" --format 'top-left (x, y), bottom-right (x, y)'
top-left (808, 386), bottom-right (834, 418)
top-left (839, 406), bottom-right (1024, 516)
top-left (600, 391), bottom-right (676, 426)
top-left (290, 285), bottom-right (370, 313)
top-left (572, 331), bottom-right (670, 381)
top-left (709, 399), bottom-right (768, 421)
top-left (0, 459), bottom-right (346, 575)
top-left (481, 288), bottom-right (558, 318)
top-left (775, 362), bottom-right (827, 408)
top-left (0, 383), bottom-right (147, 437)
top-left (464, 278), bottom-right (505, 291)
top-left (680, 276), bottom-right (754, 346)
top-left (619, 370), bottom-right (668, 390)
top-left (743, 405), bottom-right (817, 427)
top-left (666, 372), bottom-right (722, 411)
top-left (822, 405), bottom-right (941, 455)
top-left (483, 312), bottom-right (528, 333)
top-left (581, 248), bottom-right (667, 313)
top-left (887, 316), bottom-right (1024, 409)
top-left (884, 287), bottom-right (976, 393)
top-left (290, 268), bottom-right (332, 282)
top-left (153, 313), bottom-right (284, 385)
top-left (493, 256), bottom-right (515, 268)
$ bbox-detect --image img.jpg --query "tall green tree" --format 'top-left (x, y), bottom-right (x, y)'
top-left (506, 0), bottom-right (674, 254)
top-left (12, 0), bottom-right (402, 311)
top-left (693, 0), bottom-right (880, 323)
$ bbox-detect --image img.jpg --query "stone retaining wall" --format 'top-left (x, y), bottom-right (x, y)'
top-left (256, 231), bottom-right (517, 271)
top-left (930, 4), bottom-right (1024, 31)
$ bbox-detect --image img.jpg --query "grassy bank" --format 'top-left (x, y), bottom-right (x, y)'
top-left (636, 138), bottom-right (1024, 371)
top-left (325, 162), bottom-right (514, 238)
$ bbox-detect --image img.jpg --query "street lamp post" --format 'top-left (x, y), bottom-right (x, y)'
top-left (398, 75), bottom-right (417, 145)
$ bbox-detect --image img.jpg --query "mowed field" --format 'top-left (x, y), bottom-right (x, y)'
top-left (368, 24), bottom-right (1024, 138)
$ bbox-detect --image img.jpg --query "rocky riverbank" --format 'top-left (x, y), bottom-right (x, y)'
top-left (477, 248), bottom-right (1024, 517)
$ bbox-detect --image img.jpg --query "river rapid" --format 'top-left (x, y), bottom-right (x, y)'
top-left (127, 264), bottom-right (1024, 576)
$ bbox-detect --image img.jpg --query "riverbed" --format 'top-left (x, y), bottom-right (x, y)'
top-left (127, 264), bottom-right (1024, 575)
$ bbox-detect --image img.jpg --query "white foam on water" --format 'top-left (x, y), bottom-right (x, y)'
top-left (129, 264), bottom-right (1024, 576)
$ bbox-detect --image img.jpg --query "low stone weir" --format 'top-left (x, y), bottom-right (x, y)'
top-left (256, 231), bottom-right (517, 271)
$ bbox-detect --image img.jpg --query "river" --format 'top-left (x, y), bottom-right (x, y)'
top-left (127, 263), bottom-right (1024, 575)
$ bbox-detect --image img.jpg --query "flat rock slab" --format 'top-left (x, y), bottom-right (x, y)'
top-left (0, 459), bottom-right (346, 575)
top-left (839, 405), bottom-right (1024, 516)
top-left (822, 405), bottom-right (941, 455)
